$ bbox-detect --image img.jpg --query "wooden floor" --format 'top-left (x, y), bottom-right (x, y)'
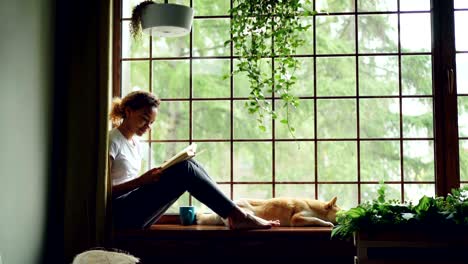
top-left (113, 225), bottom-right (356, 264)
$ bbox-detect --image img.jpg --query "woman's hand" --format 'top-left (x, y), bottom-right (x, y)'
top-left (139, 167), bottom-right (163, 185)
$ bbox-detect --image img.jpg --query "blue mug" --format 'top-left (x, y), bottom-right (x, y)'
top-left (179, 206), bottom-right (196, 225)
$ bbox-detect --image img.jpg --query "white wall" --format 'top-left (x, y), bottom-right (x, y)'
top-left (0, 0), bottom-right (52, 263)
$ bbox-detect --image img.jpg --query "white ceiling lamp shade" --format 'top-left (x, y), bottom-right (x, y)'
top-left (141, 2), bottom-right (194, 37)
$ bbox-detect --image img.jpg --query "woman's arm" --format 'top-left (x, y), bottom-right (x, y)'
top-left (110, 156), bottom-right (162, 197)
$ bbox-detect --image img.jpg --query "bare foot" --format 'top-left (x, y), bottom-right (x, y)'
top-left (228, 212), bottom-right (280, 230)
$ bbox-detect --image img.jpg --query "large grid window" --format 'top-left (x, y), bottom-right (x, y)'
top-left (115, 0), bottom-right (465, 213)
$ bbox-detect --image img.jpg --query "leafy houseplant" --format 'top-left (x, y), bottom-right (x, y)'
top-left (226, 0), bottom-right (315, 135)
top-left (331, 184), bottom-right (468, 240)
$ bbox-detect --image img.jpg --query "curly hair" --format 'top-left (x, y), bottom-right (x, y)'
top-left (109, 91), bottom-right (160, 126)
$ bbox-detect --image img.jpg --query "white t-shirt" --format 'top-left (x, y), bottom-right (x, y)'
top-left (109, 128), bottom-right (142, 186)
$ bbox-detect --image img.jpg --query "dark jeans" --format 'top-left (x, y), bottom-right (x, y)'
top-left (112, 159), bottom-right (235, 229)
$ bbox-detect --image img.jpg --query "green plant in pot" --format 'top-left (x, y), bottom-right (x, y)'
top-left (130, 0), bottom-right (194, 40)
top-left (226, 0), bottom-right (315, 136)
top-left (331, 184), bottom-right (468, 240)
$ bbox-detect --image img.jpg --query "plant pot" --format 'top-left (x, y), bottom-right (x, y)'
top-left (354, 227), bottom-right (468, 264)
top-left (141, 3), bottom-right (194, 37)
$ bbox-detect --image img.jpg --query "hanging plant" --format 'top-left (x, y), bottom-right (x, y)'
top-left (226, 0), bottom-right (315, 135)
top-left (130, 0), bottom-right (155, 40)
top-left (130, 1), bottom-right (194, 39)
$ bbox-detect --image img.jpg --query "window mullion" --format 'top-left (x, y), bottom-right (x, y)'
top-left (432, 0), bottom-right (460, 196)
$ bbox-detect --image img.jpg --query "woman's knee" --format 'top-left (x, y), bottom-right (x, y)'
top-left (166, 160), bottom-right (193, 176)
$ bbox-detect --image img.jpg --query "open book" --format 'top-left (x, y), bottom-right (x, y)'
top-left (158, 143), bottom-right (199, 171)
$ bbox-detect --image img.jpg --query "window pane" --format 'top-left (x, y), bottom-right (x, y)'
top-left (404, 184), bottom-right (435, 203)
top-left (233, 59), bottom-right (271, 98)
top-left (275, 142), bottom-right (314, 182)
top-left (361, 184), bottom-right (401, 202)
top-left (316, 0), bottom-right (354, 12)
top-left (316, 57), bottom-right (356, 96)
top-left (193, 184), bottom-right (230, 213)
top-left (317, 99), bottom-right (357, 139)
top-left (317, 141), bottom-right (357, 181)
top-left (359, 55), bottom-right (398, 96)
top-left (402, 98), bottom-right (434, 138)
top-left (400, 13), bottom-right (431, 53)
top-left (360, 98), bottom-right (400, 138)
top-left (152, 35), bottom-right (189, 58)
top-left (400, 0), bottom-right (430, 11)
top-left (460, 140), bottom-right (468, 181)
top-left (458, 96), bottom-right (468, 137)
top-left (233, 100), bottom-right (272, 139)
top-left (151, 101), bottom-right (190, 140)
top-left (122, 0), bottom-right (146, 19)
top-left (193, 18), bottom-right (230, 57)
top-left (195, 142), bottom-right (230, 182)
top-left (122, 21), bottom-right (149, 58)
top-left (457, 54), bottom-right (468, 94)
top-left (275, 99), bottom-right (314, 139)
top-left (360, 141), bottom-right (401, 181)
top-left (279, 58), bottom-right (314, 97)
top-left (152, 60), bottom-right (189, 98)
top-left (193, 59), bottom-right (230, 98)
top-left (455, 0), bottom-right (468, 8)
top-left (193, 0), bottom-right (229, 16)
top-left (455, 11), bottom-right (468, 51)
top-left (121, 61), bottom-right (149, 95)
top-left (403, 140), bottom-right (434, 182)
top-left (358, 14), bottom-right (398, 53)
top-left (318, 184), bottom-right (358, 209)
top-left (358, 0), bottom-right (397, 11)
top-left (233, 184), bottom-right (272, 200)
top-left (192, 101), bottom-right (230, 139)
top-left (276, 184), bottom-right (315, 198)
top-left (402, 55), bottom-right (432, 95)
top-left (233, 32), bottom-right (272, 56)
top-left (233, 142), bottom-right (272, 182)
top-left (295, 18), bottom-right (314, 55)
top-left (316, 15), bottom-right (355, 54)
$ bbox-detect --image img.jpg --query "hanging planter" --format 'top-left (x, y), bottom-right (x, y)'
top-left (130, 0), bottom-right (194, 39)
top-left (226, 0), bottom-right (315, 135)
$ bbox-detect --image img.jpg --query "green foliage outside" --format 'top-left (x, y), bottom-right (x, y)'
top-left (119, 0), bottom-right (468, 213)
top-left (331, 184), bottom-right (468, 240)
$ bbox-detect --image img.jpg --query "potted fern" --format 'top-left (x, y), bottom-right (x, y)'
top-left (331, 185), bottom-right (468, 263)
top-left (226, 0), bottom-right (315, 136)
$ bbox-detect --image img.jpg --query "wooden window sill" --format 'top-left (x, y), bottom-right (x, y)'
top-left (115, 224), bottom-right (337, 239)
top-left (113, 225), bottom-right (355, 264)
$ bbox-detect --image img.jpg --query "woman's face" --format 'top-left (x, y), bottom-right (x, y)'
top-left (126, 106), bottom-right (158, 136)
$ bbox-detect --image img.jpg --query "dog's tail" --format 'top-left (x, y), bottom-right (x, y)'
top-left (196, 212), bottom-right (225, 225)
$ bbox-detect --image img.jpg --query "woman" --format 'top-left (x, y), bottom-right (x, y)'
top-left (109, 91), bottom-right (280, 229)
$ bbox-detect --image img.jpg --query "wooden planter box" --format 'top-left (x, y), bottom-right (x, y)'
top-left (354, 227), bottom-right (468, 264)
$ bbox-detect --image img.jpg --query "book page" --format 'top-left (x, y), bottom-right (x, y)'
top-left (158, 143), bottom-right (197, 171)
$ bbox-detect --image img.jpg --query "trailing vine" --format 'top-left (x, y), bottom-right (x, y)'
top-left (226, 0), bottom-right (315, 136)
top-left (130, 0), bottom-right (155, 40)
